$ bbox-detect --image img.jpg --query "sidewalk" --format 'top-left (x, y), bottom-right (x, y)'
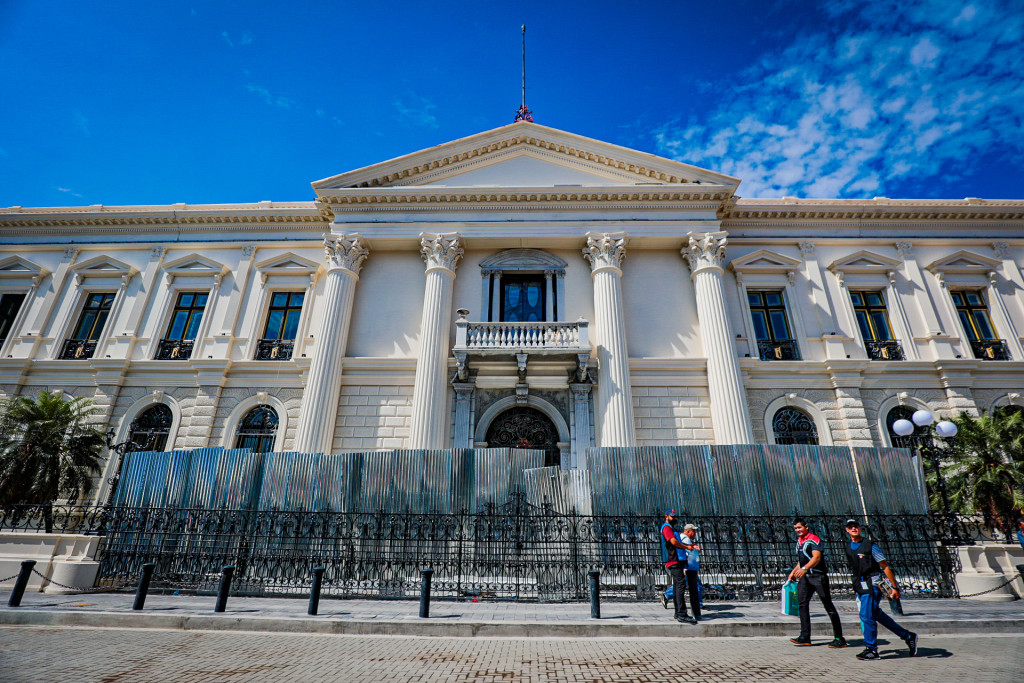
top-left (2, 590), bottom-right (1022, 638)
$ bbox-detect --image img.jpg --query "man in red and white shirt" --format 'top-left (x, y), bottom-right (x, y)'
top-left (788, 517), bottom-right (846, 648)
top-left (661, 509), bottom-right (697, 624)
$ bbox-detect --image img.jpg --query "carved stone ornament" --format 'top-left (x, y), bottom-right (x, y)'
top-left (323, 234), bottom-right (369, 274)
top-left (150, 246), bottom-right (166, 260)
top-left (895, 241), bottom-right (914, 259)
top-left (420, 233), bottom-right (464, 272)
top-left (583, 233), bottom-right (627, 272)
top-left (63, 247), bottom-right (80, 262)
top-left (992, 241), bottom-right (1009, 258)
top-left (798, 241), bottom-right (815, 256)
top-left (683, 231), bottom-right (728, 274)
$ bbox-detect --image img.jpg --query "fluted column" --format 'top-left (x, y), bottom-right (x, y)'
top-left (292, 234), bottom-right (369, 454)
top-left (408, 233), bottom-right (464, 448)
top-left (683, 231), bottom-right (754, 444)
top-left (583, 232), bottom-right (635, 447)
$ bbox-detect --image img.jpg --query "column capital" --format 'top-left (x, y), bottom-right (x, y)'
top-left (324, 234), bottom-right (369, 275)
top-left (420, 233), bottom-right (464, 273)
top-left (583, 232), bottom-right (627, 274)
top-left (683, 231), bottom-right (728, 275)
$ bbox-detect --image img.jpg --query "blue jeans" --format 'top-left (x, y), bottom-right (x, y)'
top-left (859, 585), bottom-right (911, 651)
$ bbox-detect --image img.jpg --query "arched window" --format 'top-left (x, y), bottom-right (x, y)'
top-left (485, 406), bottom-right (560, 467)
top-left (479, 249), bottom-right (567, 323)
top-left (772, 407), bottom-right (819, 445)
top-left (235, 405), bottom-right (279, 453)
top-left (994, 404), bottom-right (1024, 421)
top-left (885, 405), bottom-right (919, 449)
top-left (128, 404), bottom-right (173, 452)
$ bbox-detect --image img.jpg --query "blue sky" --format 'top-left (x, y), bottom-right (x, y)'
top-left (1, 0), bottom-right (1022, 207)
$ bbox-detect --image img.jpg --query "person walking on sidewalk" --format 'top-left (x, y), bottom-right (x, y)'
top-left (843, 519), bottom-right (918, 660)
top-left (788, 517), bottom-right (846, 648)
top-left (661, 510), bottom-right (697, 624)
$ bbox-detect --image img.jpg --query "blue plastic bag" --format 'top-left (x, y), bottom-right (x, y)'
top-left (782, 580), bottom-right (799, 616)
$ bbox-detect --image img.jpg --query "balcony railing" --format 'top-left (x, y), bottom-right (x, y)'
top-left (59, 338), bottom-right (97, 360)
top-left (255, 338), bottom-right (295, 360)
top-left (970, 339), bottom-right (1012, 360)
top-left (454, 319), bottom-right (589, 352)
top-left (155, 339), bottom-right (195, 360)
top-left (866, 339), bottom-right (905, 361)
top-left (756, 339), bottom-right (800, 361)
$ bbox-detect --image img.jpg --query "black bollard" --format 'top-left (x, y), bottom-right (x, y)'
top-left (132, 563), bottom-right (156, 611)
top-left (214, 565), bottom-right (234, 613)
top-left (308, 567), bottom-right (325, 616)
top-left (7, 560), bottom-right (37, 607)
top-left (588, 569), bottom-right (601, 619)
top-left (419, 568), bottom-right (433, 618)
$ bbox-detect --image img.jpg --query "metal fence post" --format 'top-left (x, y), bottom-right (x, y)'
top-left (132, 563), bottom-right (155, 611)
top-left (214, 565), bottom-right (234, 613)
top-left (7, 560), bottom-right (36, 607)
top-left (308, 567), bottom-right (325, 616)
top-left (419, 568), bottom-right (433, 618)
top-left (588, 569), bottom-right (601, 619)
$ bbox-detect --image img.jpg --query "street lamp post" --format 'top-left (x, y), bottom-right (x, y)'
top-left (104, 423), bottom-right (142, 505)
top-left (892, 409), bottom-right (959, 536)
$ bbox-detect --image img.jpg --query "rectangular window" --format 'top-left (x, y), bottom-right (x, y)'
top-left (951, 290), bottom-right (997, 341)
top-left (501, 275), bottom-right (545, 322)
top-left (262, 292), bottom-right (305, 340)
top-left (0, 292), bottom-right (26, 344)
top-left (72, 292), bottom-right (116, 340)
top-left (165, 292), bottom-right (208, 340)
top-left (747, 290), bottom-right (799, 360)
top-left (850, 291), bottom-right (894, 342)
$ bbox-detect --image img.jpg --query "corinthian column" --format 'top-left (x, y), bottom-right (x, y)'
top-left (292, 234), bottom-right (369, 454)
top-left (683, 231), bottom-right (754, 444)
top-left (408, 233), bottom-right (464, 448)
top-left (583, 232), bottom-right (635, 447)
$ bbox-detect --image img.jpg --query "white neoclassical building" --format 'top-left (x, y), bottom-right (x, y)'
top-left (2, 121), bottom-right (1023, 499)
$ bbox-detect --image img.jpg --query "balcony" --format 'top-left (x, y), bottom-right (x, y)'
top-left (970, 339), bottom-right (1012, 361)
top-left (756, 339), bottom-right (800, 361)
top-left (155, 339), bottom-right (195, 360)
top-left (255, 338), bottom-right (295, 361)
top-left (866, 340), bottom-right (905, 361)
top-left (452, 317), bottom-right (591, 381)
top-left (59, 339), bottom-right (97, 360)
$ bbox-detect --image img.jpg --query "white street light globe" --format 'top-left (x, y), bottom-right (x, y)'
top-left (935, 420), bottom-right (958, 438)
top-left (892, 419), bottom-right (914, 436)
top-left (912, 409), bottom-right (935, 427)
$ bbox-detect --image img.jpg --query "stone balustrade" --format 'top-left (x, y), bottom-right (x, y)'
top-left (454, 319), bottom-right (589, 352)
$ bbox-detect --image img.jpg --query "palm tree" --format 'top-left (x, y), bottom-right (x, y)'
top-left (932, 409), bottom-right (1024, 533)
top-left (0, 390), bottom-right (106, 530)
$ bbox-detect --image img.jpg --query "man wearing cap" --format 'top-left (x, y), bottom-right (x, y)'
top-left (788, 518), bottom-right (846, 648)
top-left (844, 519), bottom-right (918, 660)
top-left (661, 510), bottom-right (698, 624)
top-left (680, 523), bottom-right (702, 621)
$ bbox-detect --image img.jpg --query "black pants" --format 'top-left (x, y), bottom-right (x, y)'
top-left (685, 568), bottom-right (701, 619)
top-left (668, 564), bottom-right (689, 619)
top-left (797, 573), bottom-right (843, 639)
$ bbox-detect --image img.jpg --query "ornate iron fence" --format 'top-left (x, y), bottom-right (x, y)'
top-left (1, 501), bottom-right (997, 602)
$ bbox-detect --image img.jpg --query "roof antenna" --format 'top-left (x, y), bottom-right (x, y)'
top-left (514, 24), bottom-right (533, 122)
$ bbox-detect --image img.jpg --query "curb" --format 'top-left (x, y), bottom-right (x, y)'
top-left (1, 609), bottom-right (1022, 638)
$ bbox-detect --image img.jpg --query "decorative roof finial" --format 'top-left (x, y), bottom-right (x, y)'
top-left (514, 24), bottom-right (533, 122)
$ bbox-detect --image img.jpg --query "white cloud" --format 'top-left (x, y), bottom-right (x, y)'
top-left (653, 0), bottom-right (1024, 198)
top-left (394, 92), bottom-right (439, 129)
top-left (57, 187), bottom-right (83, 198)
top-left (245, 84), bottom-right (296, 110)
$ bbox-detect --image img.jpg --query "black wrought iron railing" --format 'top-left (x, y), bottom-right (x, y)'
top-left (155, 338), bottom-right (195, 360)
top-left (865, 339), bottom-right (904, 361)
top-left (970, 339), bottom-right (1012, 360)
top-left (58, 338), bottom-right (97, 360)
top-left (255, 338), bottom-right (295, 361)
top-left (1, 502), bottom-right (989, 602)
top-left (756, 339), bottom-right (800, 361)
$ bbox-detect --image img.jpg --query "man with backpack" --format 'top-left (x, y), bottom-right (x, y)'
top-left (788, 517), bottom-right (846, 648)
top-left (844, 519), bottom-right (918, 660)
top-left (661, 509), bottom-right (698, 624)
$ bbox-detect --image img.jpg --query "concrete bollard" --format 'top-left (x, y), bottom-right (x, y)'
top-left (588, 569), bottom-right (601, 619)
top-left (214, 565), bottom-right (234, 613)
top-left (132, 563), bottom-right (156, 611)
top-left (308, 567), bottom-right (325, 616)
top-left (7, 560), bottom-right (37, 607)
top-left (419, 568), bottom-right (433, 618)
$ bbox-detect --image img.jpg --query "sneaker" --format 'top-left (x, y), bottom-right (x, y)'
top-left (856, 648), bottom-right (880, 661)
top-left (904, 632), bottom-right (918, 657)
top-left (660, 592), bottom-right (669, 609)
top-left (828, 637), bottom-right (848, 649)
top-left (789, 636), bottom-right (812, 646)
top-left (676, 615), bottom-right (698, 624)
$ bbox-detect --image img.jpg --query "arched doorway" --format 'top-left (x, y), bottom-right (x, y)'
top-left (485, 406), bottom-right (560, 467)
top-left (772, 406), bottom-right (819, 445)
top-left (128, 404), bottom-right (173, 452)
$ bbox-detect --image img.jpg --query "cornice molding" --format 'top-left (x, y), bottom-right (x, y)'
top-left (317, 187), bottom-right (732, 206)
top-left (0, 201), bottom-right (328, 229)
top-left (724, 198), bottom-right (1024, 222)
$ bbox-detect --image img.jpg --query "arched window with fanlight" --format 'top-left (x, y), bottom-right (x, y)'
top-left (234, 405), bottom-right (279, 453)
top-left (772, 406), bottom-right (819, 445)
top-left (886, 405), bottom-right (919, 449)
top-left (127, 404), bottom-right (173, 452)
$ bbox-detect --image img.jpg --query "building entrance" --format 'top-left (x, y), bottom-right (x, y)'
top-left (484, 406), bottom-right (560, 467)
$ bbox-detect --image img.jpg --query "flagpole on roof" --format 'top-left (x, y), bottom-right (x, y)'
top-left (514, 24), bottom-right (533, 122)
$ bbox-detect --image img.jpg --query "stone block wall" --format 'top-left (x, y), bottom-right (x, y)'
top-left (332, 383), bottom-right (413, 451)
top-left (632, 386), bottom-right (714, 445)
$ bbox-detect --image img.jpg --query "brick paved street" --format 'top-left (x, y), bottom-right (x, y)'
top-left (1, 627), bottom-right (1021, 682)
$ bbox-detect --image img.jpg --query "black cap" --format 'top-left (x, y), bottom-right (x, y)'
top-left (844, 519), bottom-right (861, 528)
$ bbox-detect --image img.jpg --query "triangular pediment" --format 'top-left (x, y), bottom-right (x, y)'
top-left (479, 249), bottom-right (568, 273)
top-left (729, 250), bottom-right (802, 273)
top-left (73, 255), bottom-right (136, 277)
top-left (255, 253), bottom-right (321, 274)
top-left (312, 121), bottom-right (740, 193)
top-left (829, 250), bottom-right (903, 274)
top-left (163, 254), bottom-right (229, 279)
top-left (0, 256), bottom-right (48, 279)
top-left (927, 250), bottom-right (1001, 274)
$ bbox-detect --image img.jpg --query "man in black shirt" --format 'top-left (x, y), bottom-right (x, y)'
top-left (844, 519), bottom-right (917, 660)
top-left (788, 518), bottom-right (846, 648)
